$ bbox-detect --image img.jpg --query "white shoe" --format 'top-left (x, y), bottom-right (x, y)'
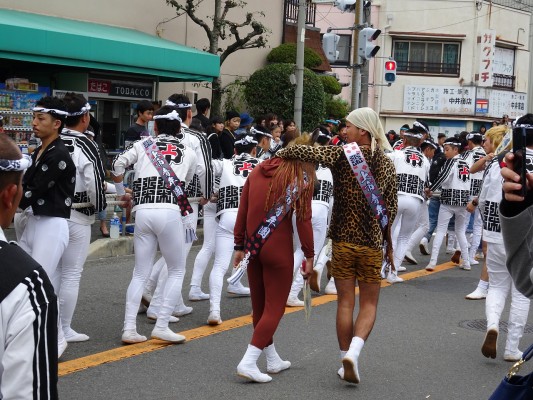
top-left (188, 286), bottom-right (210, 301)
top-left (419, 238), bottom-right (430, 255)
top-left (151, 327), bottom-right (186, 343)
top-left (309, 267), bottom-right (322, 293)
top-left (446, 246), bottom-right (455, 254)
top-left (342, 351), bottom-right (361, 384)
top-left (122, 329), bottom-right (147, 344)
top-left (173, 306), bottom-right (193, 317)
top-left (425, 263), bottom-right (436, 272)
top-left (404, 250), bottom-right (417, 265)
top-left (286, 296), bottom-right (304, 307)
top-left (337, 367), bottom-right (345, 380)
top-left (64, 328), bottom-right (90, 343)
top-left (227, 282), bottom-right (251, 297)
top-left (459, 263), bottom-right (471, 271)
top-left (386, 272), bottom-right (404, 284)
top-left (237, 345), bottom-right (272, 383)
top-left (324, 279), bottom-right (337, 295)
top-left (207, 310), bottom-right (223, 326)
top-left (465, 287), bottom-right (488, 300)
top-left (264, 344), bottom-right (291, 373)
top-left (141, 289), bottom-right (152, 307)
top-left (147, 313), bottom-right (180, 323)
top-left (481, 327), bottom-right (498, 359)
top-left (58, 339), bottom-right (68, 358)
top-left (504, 350), bottom-right (523, 362)
top-left (475, 250), bottom-right (484, 260)
top-left (397, 266), bottom-right (407, 272)
top-left (470, 258), bottom-right (479, 265)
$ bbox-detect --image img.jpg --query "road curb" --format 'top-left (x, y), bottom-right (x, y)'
top-left (86, 228), bottom-right (205, 260)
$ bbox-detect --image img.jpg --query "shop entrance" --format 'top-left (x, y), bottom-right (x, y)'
top-left (94, 99), bottom-right (134, 152)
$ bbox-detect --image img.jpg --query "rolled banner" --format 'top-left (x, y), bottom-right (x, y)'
top-left (303, 280), bottom-right (312, 322)
top-left (182, 213), bottom-right (197, 244)
top-left (227, 252), bottom-right (251, 285)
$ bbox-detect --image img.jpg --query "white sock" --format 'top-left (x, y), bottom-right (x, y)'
top-left (349, 337), bottom-right (365, 357)
top-left (478, 280), bottom-right (489, 291)
top-left (340, 350), bottom-right (347, 360)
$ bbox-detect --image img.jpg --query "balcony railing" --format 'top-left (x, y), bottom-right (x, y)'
top-left (493, 74), bottom-right (515, 90)
top-left (284, 0), bottom-right (316, 26)
top-left (397, 61), bottom-right (460, 76)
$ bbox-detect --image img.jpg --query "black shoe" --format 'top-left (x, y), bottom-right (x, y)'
top-left (100, 227), bottom-right (110, 238)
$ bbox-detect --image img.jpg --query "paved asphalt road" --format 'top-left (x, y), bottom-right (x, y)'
top-left (51, 239), bottom-right (533, 400)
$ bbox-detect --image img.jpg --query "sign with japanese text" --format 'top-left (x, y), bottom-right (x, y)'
top-left (478, 29), bottom-right (496, 87)
top-left (477, 88), bottom-right (527, 119)
top-left (87, 77), bottom-right (154, 100)
top-left (475, 99), bottom-right (489, 114)
top-left (403, 85), bottom-right (476, 115)
top-left (88, 79), bottom-right (111, 94)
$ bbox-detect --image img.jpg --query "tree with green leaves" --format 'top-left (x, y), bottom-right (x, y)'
top-left (166, 0), bottom-right (269, 115)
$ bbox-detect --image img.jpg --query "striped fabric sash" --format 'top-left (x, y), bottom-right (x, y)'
top-left (228, 175), bottom-right (305, 285)
top-left (343, 142), bottom-right (389, 231)
top-left (143, 137), bottom-right (196, 242)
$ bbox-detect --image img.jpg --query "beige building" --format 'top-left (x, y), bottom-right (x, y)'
top-left (0, 0), bottom-right (300, 150)
top-left (317, 0), bottom-right (531, 136)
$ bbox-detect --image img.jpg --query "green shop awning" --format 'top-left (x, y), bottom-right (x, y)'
top-left (0, 9), bottom-right (220, 82)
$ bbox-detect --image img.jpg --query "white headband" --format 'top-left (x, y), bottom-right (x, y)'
top-left (466, 133), bottom-right (483, 140)
top-left (0, 154), bottom-right (32, 171)
top-left (412, 121), bottom-right (429, 134)
top-left (32, 107), bottom-right (69, 117)
top-left (404, 131), bottom-right (423, 139)
top-left (250, 126), bottom-right (272, 138)
top-left (514, 124), bottom-right (533, 130)
top-left (68, 102), bottom-right (91, 116)
top-left (153, 110), bottom-right (182, 122)
top-left (235, 135), bottom-right (258, 146)
top-left (445, 140), bottom-right (462, 147)
top-left (165, 100), bottom-right (192, 108)
top-left (423, 140), bottom-right (437, 149)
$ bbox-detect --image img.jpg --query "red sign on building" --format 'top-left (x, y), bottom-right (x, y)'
top-left (88, 79), bottom-right (111, 94)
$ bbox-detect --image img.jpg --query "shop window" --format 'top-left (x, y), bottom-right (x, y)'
top-left (393, 40), bottom-right (460, 76)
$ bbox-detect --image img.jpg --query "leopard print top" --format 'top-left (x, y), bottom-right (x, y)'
top-left (277, 145), bottom-right (398, 249)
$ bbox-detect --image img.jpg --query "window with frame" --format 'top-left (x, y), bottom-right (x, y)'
top-left (328, 34), bottom-right (352, 66)
top-left (393, 40), bottom-right (461, 76)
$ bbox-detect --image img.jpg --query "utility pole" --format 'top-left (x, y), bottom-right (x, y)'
top-left (350, 0), bottom-right (363, 110)
top-left (294, 0), bottom-right (307, 129)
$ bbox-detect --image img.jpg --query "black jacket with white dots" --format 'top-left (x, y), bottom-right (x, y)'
top-left (19, 137), bottom-right (76, 219)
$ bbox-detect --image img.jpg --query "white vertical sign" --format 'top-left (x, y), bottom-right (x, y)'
top-left (478, 29), bottom-right (496, 87)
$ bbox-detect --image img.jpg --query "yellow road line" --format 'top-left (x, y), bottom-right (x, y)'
top-left (58, 262), bottom-right (457, 377)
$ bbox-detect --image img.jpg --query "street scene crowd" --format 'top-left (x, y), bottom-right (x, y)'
top-left (1, 92), bottom-right (533, 398)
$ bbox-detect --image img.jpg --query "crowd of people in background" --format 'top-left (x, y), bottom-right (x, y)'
top-left (2, 89), bottom-right (533, 398)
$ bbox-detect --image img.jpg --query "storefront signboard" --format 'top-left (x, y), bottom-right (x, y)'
top-left (403, 85), bottom-right (476, 115)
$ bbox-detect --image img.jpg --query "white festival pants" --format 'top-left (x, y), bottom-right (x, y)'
top-left (469, 208), bottom-right (483, 261)
top-left (391, 195), bottom-right (423, 269)
top-left (429, 204), bottom-right (469, 266)
top-left (289, 203), bottom-right (329, 298)
top-left (485, 242), bottom-right (530, 353)
top-left (190, 202), bottom-right (218, 288)
top-left (124, 208), bottom-right (186, 330)
top-left (405, 199), bottom-right (429, 254)
top-left (209, 211), bottom-right (238, 313)
top-left (53, 221), bottom-right (91, 334)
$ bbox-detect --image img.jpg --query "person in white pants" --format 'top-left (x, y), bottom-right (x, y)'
top-left (15, 96), bottom-right (76, 358)
top-left (462, 132), bottom-right (486, 265)
top-left (142, 94), bottom-right (213, 313)
top-left (425, 138), bottom-right (472, 271)
top-left (478, 145), bottom-right (530, 361)
top-left (208, 134), bottom-right (261, 325)
top-left (53, 93), bottom-right (107, 344)
top-left (112, 105), bottom-right (197, 344)
top-left (287, 127), bottom-right (333, 304)
top-left (386, 128), bottom-right (429, 283)
top-left (402, 140), bottom-right (437, 265)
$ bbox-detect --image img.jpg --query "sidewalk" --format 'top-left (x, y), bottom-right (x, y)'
top-left (4, 215), bottom-right (205, 260)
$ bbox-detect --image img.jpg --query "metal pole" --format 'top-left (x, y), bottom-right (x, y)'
top-left (350, 0), bottom-right (363, 110)
top-left (294, 0), bottom-right (306, 128)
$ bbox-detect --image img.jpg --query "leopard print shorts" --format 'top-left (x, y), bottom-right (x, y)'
top-left (330, 241), bottom-right (383, 283)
